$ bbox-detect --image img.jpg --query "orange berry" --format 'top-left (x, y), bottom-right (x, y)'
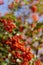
top-left (31, 5), bottom-right (37, 12)
top-left (15, 0), bottom-right (19, 3)
top-left (32, 14), bottom-right (39, 21)
top-left (33, 60), bottom-right (42, 65)
top-left (8, 3), bottom-right (14, 9)
top-left (0, 0), bottom-right (4, 5)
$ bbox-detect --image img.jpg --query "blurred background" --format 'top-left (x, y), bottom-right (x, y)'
top-left (0, 0), bottom-right (43, 23)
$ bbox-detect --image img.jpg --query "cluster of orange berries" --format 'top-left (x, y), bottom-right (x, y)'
top-left (2, 34), bottom-right (33, 65)
top-left (0, 19), bottom-right (16, 33)
top-left (2, 34), bottom-right (42, 65)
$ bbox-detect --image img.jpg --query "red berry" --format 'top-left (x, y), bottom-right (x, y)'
top-left (31, 5), bottom-right (37, 12)
top-left (0, 0), bottom-right (4, 5)
top-left (33, 60), bottom-right (42, 65)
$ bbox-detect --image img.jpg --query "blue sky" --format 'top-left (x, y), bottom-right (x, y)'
top-left (0, 0), bottom-right (8, 15)
top-left (0, 0), bottom-right (13, 16)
